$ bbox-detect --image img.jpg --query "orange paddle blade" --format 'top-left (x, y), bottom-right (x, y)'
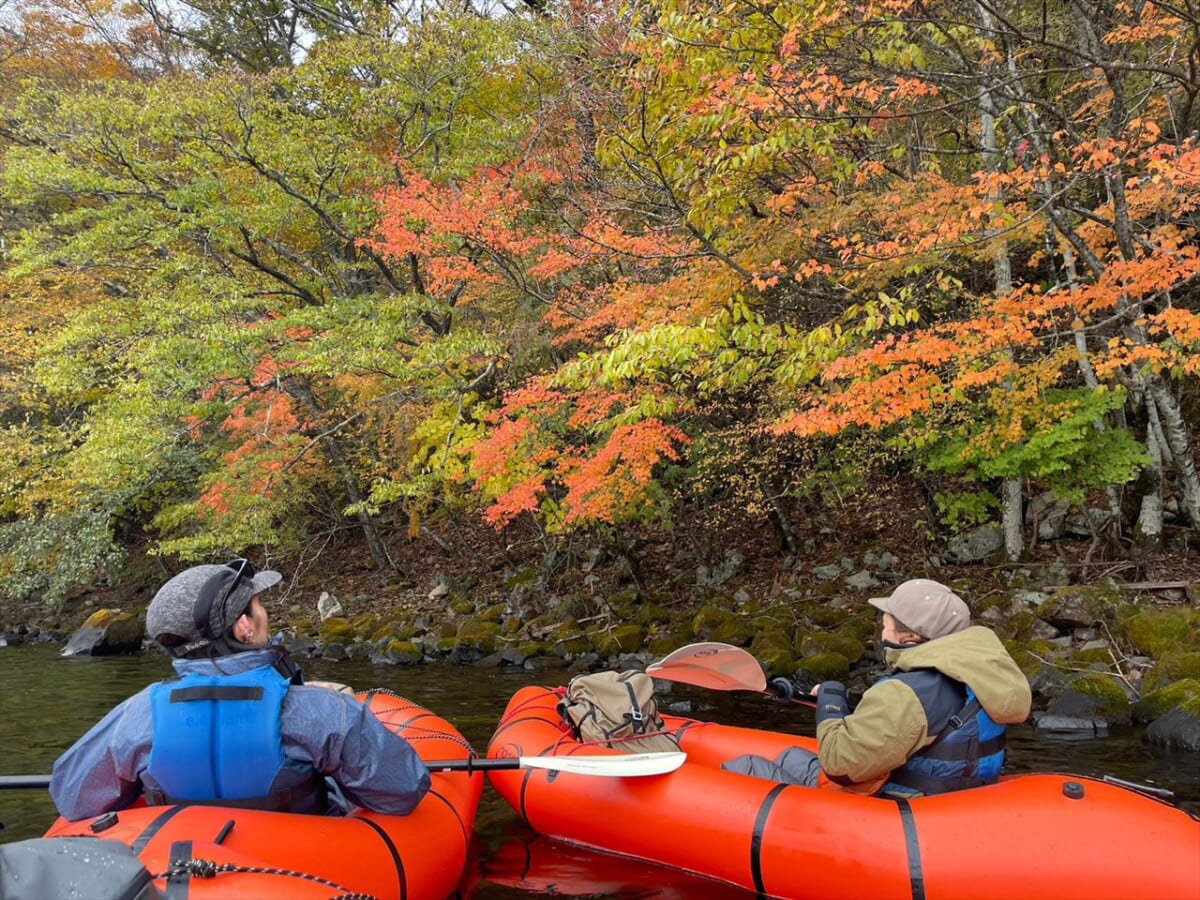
top-left (646, 642), bottom-right (767, 692)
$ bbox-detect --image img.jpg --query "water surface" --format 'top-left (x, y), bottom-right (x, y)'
top-left (2, 644), bottom-right (1196, 897)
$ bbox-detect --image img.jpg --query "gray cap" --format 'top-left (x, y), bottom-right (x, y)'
top-left (146, 563), bottom-right (281, 653)
top-left (868, 578), bottom-right (971, 640)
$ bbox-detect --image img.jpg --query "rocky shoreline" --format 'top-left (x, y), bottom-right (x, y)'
top-left (6, 557), bottom-right (1198, 752)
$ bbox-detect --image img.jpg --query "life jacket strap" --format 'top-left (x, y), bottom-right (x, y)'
top-left (917, 733), bottom-right (1005, 761)
top-left (885, 768), bottom-right (999, 794)
top-left (169, 686), bottom-right (264, 703)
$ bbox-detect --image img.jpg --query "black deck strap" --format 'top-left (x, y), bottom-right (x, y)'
top-left (355, 815), bottom-right (407, 900)
top-left (895, 799), bottom-right (926, 900)
top-left (165, 840), bottom-right (193, 899)
top-left (750, 783), bottom-right (787, 900)
top-left (131, 805), bottom-right (185, 855)
top-left (422, 787), bottom-right (472, 848)
top-left (169, 686), bottom-right (264, 703)
top-left (213, 819), bottom-right (235, 845)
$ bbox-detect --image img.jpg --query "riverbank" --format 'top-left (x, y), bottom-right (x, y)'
top-left (3, 514), bottom-right (1198, 749)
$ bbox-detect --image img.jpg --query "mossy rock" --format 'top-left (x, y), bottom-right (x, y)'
top-left (1036, 584), bottom-right (1121, 627)
top-left (635, 604), bottom-right (673, 626)
top-left (1122, 608), bottom-right (1200, 658)
top-left (796, 651), bottom-right (851, 682)
top-left (555, 635), bottom-right (592, 656)
top-left (439, 621), bottom-right (458, 639)
top-left (647, 636), bottom-right (678, 657)
top-left (1067, 673), bottom-right (1132, 719)
top-left (479, 603), bottom-right (507, 623)
top-left (456, 618), bottom-right (501, 652)
top-left (757, 648), bottom-right (798, 677)
top-left (751, 629), bottom-right (795, 656)
top-left (79, 610), bottom-right (143, 648)
top-left (607, 588), bottom-right (642, 619)
top-left (590, 624), bottom-right (644, 656)
top-left (380, 640), bottom-right (422, 664)
top-left (516, 640), bottom-right (550, 659)
top-left (1068, 646), bottom-right (1115, 667)
top-left (1133, 678), bottom-right (1200, 720)
top-left (558, 619), bottom-right (584, 639)
top-left (83, 609), bottom-right (130, 629)
top-left (691, 605), bottom-right (735, 638)
top-left (792, 600), bottom-right (845, 629)
top-left (691, 606), bottom-right (753, 645)
top-left (523, 614), bottom-right (557, 636)
top-left (797, 629), bottom-right (866, 665)
top-left (318, 617), bottom-right (357, 643)
top-left (1001, 610), bottom-right (1046, 642)
top-left (712, 620), bottom-right (754, 646)
top-left (350, 614), bottom-right (379, 634)
top-left (974, 594), bottom-right (1010, 615)
top-left (669, 613), bottom-right (696, 642)
top-left (1142, 651), bottom-right (1200, 693)
top-left (369, 622), bottom-right (402, 644)
top-left (449, 598), bottom-right (475, 616)
top-left (501, 616), bottom-right (523, 635)
top-left (750, 607), bottom-right (793, 631)
top-left (1009, 641), bottom-right (1060, 678)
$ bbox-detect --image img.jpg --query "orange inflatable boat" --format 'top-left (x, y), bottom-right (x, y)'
top-left (42, 690), bottom-right (482, 900)
top-left (487, 685), bottom-right (1200, 900)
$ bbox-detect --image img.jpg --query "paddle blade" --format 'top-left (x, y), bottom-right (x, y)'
top-left (522, 751), bottom-right (686, 777)
top-left (647, 642), bottom-right (767, 693)
top-left (426, 752), bottom-right (686, 777)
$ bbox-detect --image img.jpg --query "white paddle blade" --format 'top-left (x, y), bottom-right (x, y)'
top-left (647, 642), bottom-right (768, 692)
top-left (518, 751), bottom-right (686, 777)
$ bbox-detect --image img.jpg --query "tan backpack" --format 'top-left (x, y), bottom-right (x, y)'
top-left (558, 670), bottom-right (680, 753)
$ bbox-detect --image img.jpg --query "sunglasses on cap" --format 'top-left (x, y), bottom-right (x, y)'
top-left (193, 558), bottom-right (257, 640)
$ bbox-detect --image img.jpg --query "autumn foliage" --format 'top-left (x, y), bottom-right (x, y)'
top-left (1, 0), bottom-right (1197, 599)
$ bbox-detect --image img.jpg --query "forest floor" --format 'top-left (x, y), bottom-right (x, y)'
top-left (15, 483), bottom-right (1197, 640)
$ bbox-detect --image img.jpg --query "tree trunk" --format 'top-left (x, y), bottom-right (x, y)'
top-left (1002, 479), bottom-right (1024, 561)
top-left (1135, 403), bottom-right (1165, 552)
top-left (1147, 376), bottom-right (1200, 527)
top-left (974, 19), bottom-right (1024, 562)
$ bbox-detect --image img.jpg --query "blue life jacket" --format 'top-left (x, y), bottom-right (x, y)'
top-left (145, 664), bottom-right (324, 812)
top-left (883, 686), bottom-right (1006, 797)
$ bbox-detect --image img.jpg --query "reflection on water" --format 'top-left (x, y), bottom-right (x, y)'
top-left (1, 644), bottom-right (1197, 899)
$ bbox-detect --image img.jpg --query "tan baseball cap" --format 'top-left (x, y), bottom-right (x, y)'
top-left (868, 579), bottom-right (971, 639)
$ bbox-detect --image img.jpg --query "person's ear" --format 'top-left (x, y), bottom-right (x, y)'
top-left (234, 613), bottom-right (254, 643)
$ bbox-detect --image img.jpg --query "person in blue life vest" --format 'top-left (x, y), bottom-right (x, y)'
top-left (49, 560), bottom-right (431, 821)
top-left (723, 579), bottom-right (1032, 797)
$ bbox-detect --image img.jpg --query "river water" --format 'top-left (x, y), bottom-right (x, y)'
top-left (1, 643), bottom-right (1197, 898)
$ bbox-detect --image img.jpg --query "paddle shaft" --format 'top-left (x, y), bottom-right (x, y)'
top-left (0, 751), bottom-right (685, 792)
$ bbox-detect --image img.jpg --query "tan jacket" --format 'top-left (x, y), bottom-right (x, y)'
top-left (815, 626), bottom-right (1032, 784)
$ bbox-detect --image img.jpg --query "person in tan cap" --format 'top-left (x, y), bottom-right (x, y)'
top-left (724, 578), bottom-right (1031, 797)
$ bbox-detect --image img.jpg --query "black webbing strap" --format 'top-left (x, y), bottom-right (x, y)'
top-left (165, 840), bottom-right (193, 899)
top-left (896, 800), bottom-right (925, 900)
top-left (168, 686), bottom-right (264, 703)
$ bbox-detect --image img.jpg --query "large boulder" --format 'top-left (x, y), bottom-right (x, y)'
top-left (1145, 709), bottom-right (1200, 751)
top-left (61, 609), bottom-right (143, 657)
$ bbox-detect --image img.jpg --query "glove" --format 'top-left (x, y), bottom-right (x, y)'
top-left (768, 676), bottom-right (796, 703)
top-left (815, 681), bottom-right (849, 726)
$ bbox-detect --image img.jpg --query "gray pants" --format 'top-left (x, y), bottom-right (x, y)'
top-left (722, 746), bottom-right (821, 787)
